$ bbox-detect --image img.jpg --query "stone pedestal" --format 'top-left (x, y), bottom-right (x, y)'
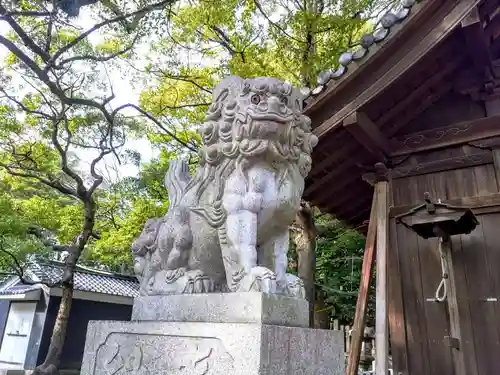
top-left (81, 293), bottom-right (345, 375)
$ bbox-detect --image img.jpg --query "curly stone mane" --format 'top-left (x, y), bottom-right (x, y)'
top-left (183, 76), bottom-right (317, 206)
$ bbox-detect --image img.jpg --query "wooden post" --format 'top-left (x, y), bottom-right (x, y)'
top-left (441, 236), bottom-right (467, 375)
top-left (375, 181), bottom-right (389, 375)
top-left (346, 190), bottom-right (378, 375)
top-left (374, 164), bottom-right (390, 375)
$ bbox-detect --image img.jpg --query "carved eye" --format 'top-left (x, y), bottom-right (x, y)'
top-left (251, 94), bottom-right (261, 104)
top-left (280, 96), bottom-right (288, 105)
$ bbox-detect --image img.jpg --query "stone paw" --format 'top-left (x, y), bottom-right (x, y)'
top-left (276, 278), bottom-right (288, 295)
top-left (147, 268), bottom-right (216, 295)
top-left (182, 269), bottom-right (216, 294)
top-left (284, 273), bottom-right (306, 299)
top-left (237, 266), bottom-right (277, 294)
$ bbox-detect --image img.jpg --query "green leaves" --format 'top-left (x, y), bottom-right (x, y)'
top-left (314, 215), bottom-right (372, 324)
top-left (0, 0), bottom-right (379, 297)
top-left (88, 196), bottom-right (167, 271)
top-left (0, 194), bottom-right (46, 276)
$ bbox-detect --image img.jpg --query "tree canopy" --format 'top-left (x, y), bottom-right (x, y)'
top-left (0, 3), bottom-right (391, 366)
top-left (0, 1), bottom-right (181, 373)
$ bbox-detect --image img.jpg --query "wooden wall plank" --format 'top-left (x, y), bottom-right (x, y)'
top-left (396, 223), bottom-right (430, 375)
top-left (481, 213), bottom-right (500, 360)
top-left (392, 164), bottom-right (497, 207)
top-left (491, 149), bottom-right (500, 191)
top-left (473, 164), bottom-right (498, 195)
top-left (445, 169), bottom-right (466, 198)
top-left (389, 162), bottom-right (500, 374)
top-left (415, 235), bottom-right (454, 375)
top-left (454, 168), bottom-right (479, 197)
top-left (416, 173), bottom-right (454, 375)
top-left (450, 235), bottom-right (479, 375)
top-left (388, 219), bottom-right (409, 374)
top-left (460, 220), bottom-right (499, 375)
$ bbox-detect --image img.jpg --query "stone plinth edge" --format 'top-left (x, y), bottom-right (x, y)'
top-left (81, 320), bottom-right (344, 375)
top-left (132, 292), bottom-right (309, 328)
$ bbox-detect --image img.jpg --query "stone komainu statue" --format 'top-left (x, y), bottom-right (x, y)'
top-left (131, 76), bottom-right (318, 298)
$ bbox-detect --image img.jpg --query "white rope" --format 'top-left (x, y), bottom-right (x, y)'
top-left (434, 238), bottom-right (448, 302)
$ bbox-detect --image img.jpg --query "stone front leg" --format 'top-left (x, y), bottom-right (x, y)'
top-left (272, 229), bottom-right (289, 293)
top-left (222, 173), bottom-right (263, 273)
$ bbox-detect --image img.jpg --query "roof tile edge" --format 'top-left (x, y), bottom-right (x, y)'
top-left (302, 0), bottom-right (423, 106)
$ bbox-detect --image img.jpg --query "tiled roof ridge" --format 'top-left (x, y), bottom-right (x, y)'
top-left (2, 260), bottom-right (139, 298)
top-left (39, 259), bottom-right (137, 281)
top-left (301, 0), bottom-right (423, 105)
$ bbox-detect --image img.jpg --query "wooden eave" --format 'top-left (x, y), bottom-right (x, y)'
top-left (303, 0), bottom-right (500, 228)
top-left (303, 0), bottom-right (435, 119)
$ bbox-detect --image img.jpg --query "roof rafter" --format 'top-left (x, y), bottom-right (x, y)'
top-left (343, 111), bottom-right (392, 161)
top-left (461, 5), bottom-right (496, 86)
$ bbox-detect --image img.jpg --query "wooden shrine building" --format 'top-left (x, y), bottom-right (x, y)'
top-left (302, 0), bottom-right (500, 374)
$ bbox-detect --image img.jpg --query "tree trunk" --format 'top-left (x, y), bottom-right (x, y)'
top-left (33, 283), bottom-right (74, 375)
top-left (34, 200), bottom-right (94, 375)
top-left (293, 201), bottom-right (317, 327)
top-left (313, 289), bottom-right (330, 329)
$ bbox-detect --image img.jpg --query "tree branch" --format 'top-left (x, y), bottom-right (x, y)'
top-left (254, 0), bottom-right (306, 44)
top-left (0, 161), bottom-right (77, 197)
top-left (50, 116), bottom-right (87, 198)
top-left (55, 33), bottom-right (141, 69)
top-left (112, 104), bottom-right (198, 152)
top-left (46, 0), bottom-right (176, 71)
top-left (0, 5), bottom-right (51, 62)
top-left (27, 226), bottom-right (69, 252)
top-left (2, 11), bottom-right (51, 17)
top-left (158, 71), bottom-right (213, 95)
top-left (0, 238), bottom-right (61, 288)
top-left (0, 88), bottom-right (54, 120)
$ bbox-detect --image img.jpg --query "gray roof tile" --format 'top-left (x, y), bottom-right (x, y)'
top-left (0, 285), bottom-right (40, 295)
top-left (2, 262), bottom-right (139, 298)
top-left (302, 0), bottom-right (423, 104)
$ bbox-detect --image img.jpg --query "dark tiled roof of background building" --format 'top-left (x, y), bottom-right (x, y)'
top-left (0, 284), bottom-right (41, 295)
top-left (0, 261), bottom-right (139, 298)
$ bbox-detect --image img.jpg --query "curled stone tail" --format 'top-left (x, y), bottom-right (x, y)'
top-left (164, 160), bottom-right (191, 208)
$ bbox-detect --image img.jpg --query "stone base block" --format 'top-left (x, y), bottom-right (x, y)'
top-left (81, 320), bottom-right (345, 375)
top-left (132, 292), bottom-right (309, 328)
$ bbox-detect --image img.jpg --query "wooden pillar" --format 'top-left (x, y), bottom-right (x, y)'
top-left (346, 190), bottom-right (377, 375)
top-left (347, 163), bottom-right (390, 375)
top-left (441, 236), bottom-right (467, 375)
top-left (374, 164), bottom-right (390, 375)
